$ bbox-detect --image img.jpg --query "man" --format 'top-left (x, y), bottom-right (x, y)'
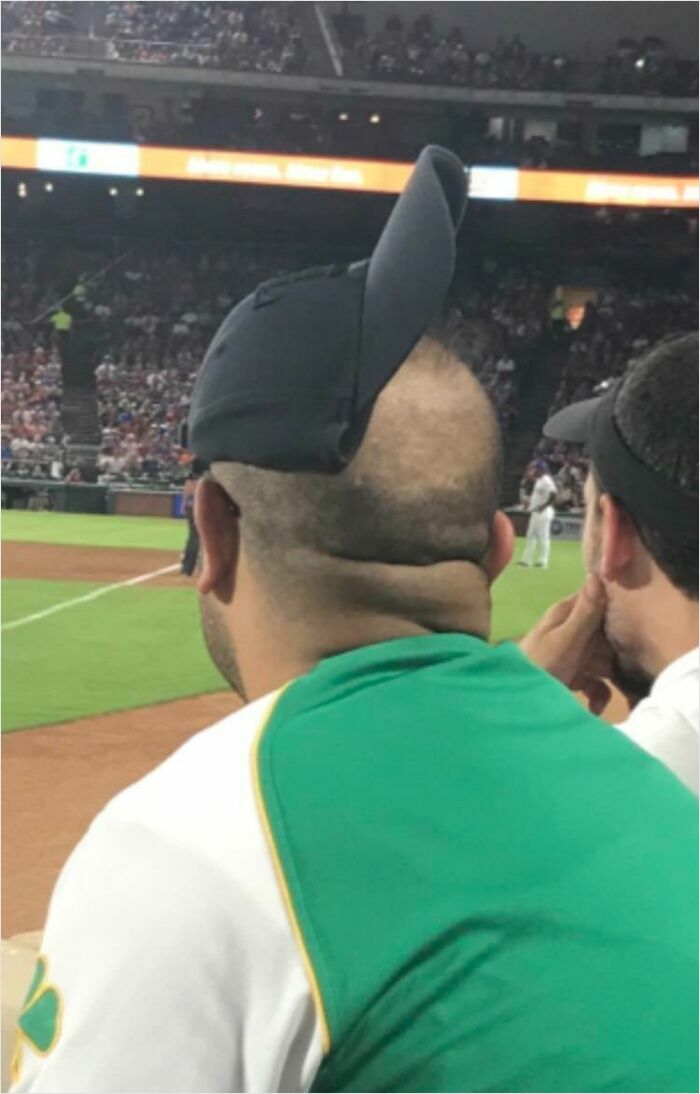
top-left (518, 459), bottom-right (557, 568)
top-left (521, 334), bottom-right (698, 793)
top-left (180, 467), bottom-right (201, 576)
top-left (177, 422), bottom-right (204, 577)
top-left (12, 150), bottom-right (697, 1094)
top-left (549, 290), bottom-right (568, 341)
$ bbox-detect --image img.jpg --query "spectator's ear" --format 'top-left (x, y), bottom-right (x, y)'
top-left (484, 510), bottom-right (514, 584)
top-left (598, 494), bottom-right (640, 585)
top-left (195, 478), bottom-right (240, 601)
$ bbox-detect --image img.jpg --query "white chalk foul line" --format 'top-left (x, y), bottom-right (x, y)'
top-left (2, 564), bottom-right (180, 632)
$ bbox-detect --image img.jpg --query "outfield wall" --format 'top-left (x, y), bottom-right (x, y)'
top-left (2, 478), bottom-right (186, 519)
top-left (4, 482), bottom-right (584, 538)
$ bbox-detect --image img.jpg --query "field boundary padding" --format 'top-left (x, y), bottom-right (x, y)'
top-left (2, 564), bottom-right (179, 632)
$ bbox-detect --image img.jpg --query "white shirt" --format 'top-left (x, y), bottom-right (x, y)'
top-left (11, 693), bottom-right (323, 1093)
top-left (528, 474), bottom-right (557, 516)
top-left (617, 648), bottom-right (699, 795)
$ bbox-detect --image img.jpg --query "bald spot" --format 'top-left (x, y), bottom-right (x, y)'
top-left (212, 336), bottom-right (502, 615)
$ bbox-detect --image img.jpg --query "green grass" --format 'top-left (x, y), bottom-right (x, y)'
top-left (492, 540), bottom-right (584, 641)
top-left (2, 578), bottom-right (225, 731)
top-left (1, 510), bottom-right (185, 551)
top-left (1, 579), bottom-right (98, 625)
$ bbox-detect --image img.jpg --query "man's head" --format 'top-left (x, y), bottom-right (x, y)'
top-left (195, 335), bottom-right (513, 700)
top-left (577, 333), bottom-right (698, 689)
top-left (188, 146), bottom-right (508, 700)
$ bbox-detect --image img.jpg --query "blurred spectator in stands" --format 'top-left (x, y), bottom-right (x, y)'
top-left (103, 1), bottom-right (307, 73)
top-left (525, 282), bottom-right (698, 490)
top-left (3, 1), bottom-right (77, 36)
top-left (353, 12), bottom-right (572, 92)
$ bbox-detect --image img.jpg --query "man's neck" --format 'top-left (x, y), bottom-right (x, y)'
top-left (238, 561), bottom-right (492, 701)
top-left (641, 586), bottom-right (698, 680)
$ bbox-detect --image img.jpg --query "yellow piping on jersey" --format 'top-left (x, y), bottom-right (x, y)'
top-left (252, 687), bottom-right (332, 1055)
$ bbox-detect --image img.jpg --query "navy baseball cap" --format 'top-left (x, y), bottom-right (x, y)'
top-left (544, 383), bottom-right (698, 543)
top-left (188, 146), bottom-right (467, 472)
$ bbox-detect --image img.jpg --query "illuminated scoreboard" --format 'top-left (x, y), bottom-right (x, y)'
top-left (35, 139), bottom-right (140, 177)
top-left (2, 137), bottom-right (698, 209)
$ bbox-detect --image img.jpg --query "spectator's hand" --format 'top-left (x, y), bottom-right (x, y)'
top-left (519, 574), bottom-right (615, 715)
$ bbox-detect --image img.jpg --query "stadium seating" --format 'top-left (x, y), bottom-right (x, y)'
top-left (2, 3), bottom-right (697, 95)
top-left (338, 13), bottom-right (696, 96)
top-left (2, 245), bottom-right (536, 485)
top-left (2, 230), bottom-right (697, 494)
top-left (522, 286), bottom-right (699, 505)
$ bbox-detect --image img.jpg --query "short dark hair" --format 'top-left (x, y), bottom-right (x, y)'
top-left (613, 332), bottom-right (698, 599)
top-left (213, 336), bottom-right (502, 606)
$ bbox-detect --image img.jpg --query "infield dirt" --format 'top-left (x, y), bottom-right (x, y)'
top-left (3, 541), bottom-right (191, 586)
top-left (2, 690), bottom-right (241, 936)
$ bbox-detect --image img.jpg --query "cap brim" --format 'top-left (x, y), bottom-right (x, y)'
top-left (357, 145), bottom-right (467, 409)
top-left (544, 395), bottom-right (604, 444)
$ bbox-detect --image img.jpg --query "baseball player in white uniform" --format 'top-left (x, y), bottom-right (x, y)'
top-left (519, 460), bottom-right (557, 568)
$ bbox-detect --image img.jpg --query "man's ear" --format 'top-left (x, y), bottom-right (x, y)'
top-left (598, 494), bottom-right (638, 585)
top-left (195, 478), bottom-right (240, 602)
top-left (484, 510), bottom-right (515, 584)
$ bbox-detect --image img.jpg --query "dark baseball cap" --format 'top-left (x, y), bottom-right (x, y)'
top-left (544, 383), bottom-right (698, 543)
top-left (188, 145), bottom-right (467, 472)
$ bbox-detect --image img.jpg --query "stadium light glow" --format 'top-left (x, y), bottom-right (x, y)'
top-left (338, 112), bottom-right (350, 122)
top-left (369, 113), bottom-right (381, 125)
top-left (44, 182), bottom-right (54, 192)
top-left (2, 137), bottom-right (697, 207)
top-left (18, 182), bottom-right (27, 198)
top-left (135, 187), bottom-right (144, 197)
top-left (109, 186), bottom-right (118, 196)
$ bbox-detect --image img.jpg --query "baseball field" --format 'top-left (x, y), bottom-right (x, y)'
top-left (2, 510), bottom-right (585, 934)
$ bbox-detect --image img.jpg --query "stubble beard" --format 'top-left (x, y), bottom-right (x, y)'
top-left (198, 593), bottom-right (248, 702)
top-left (604, 604), bottom-right (654, 705)
top-left (584, 507), bottom-right (652, 704)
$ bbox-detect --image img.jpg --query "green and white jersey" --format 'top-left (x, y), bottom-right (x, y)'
top-left (12, 636), bottom-right (698, 1093)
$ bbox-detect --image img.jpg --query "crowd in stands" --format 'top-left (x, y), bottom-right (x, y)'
top-left (2, 242), bottom-right (542, 486)
top-left (2, 0), bottom-right (82, 58)
top-left (3, 3), bottom-right (697, 97)
top-left (3, 236), bottom-right (696, 503)
top-left (600, 37), bottom-right (698, 98)
top-left (521, 283), bottom-right (698, 510)
top-left (103, 1), bottom-right (307, 73)
top-left (354, 21), bottom-right (571, 92)
top-left (2, 1), bottom-right (78, 36)
top-left (344, 14), bottom-right (697, 97)
top-left (2, 1), bottom-right (307, 73)
top-left (446, 263), bottom-right (549, 436)
top-left (2, 243), bottom-right (325, 485)
top-left (1, 345), bottom-right (63, 478)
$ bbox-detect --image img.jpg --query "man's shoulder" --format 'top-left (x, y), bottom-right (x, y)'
top-left (642, 648), bottom-right (699, 732)
top-left (616, 649), bottom-right (699, 793)
top-left (95, 690), bottom-right (283, 868)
